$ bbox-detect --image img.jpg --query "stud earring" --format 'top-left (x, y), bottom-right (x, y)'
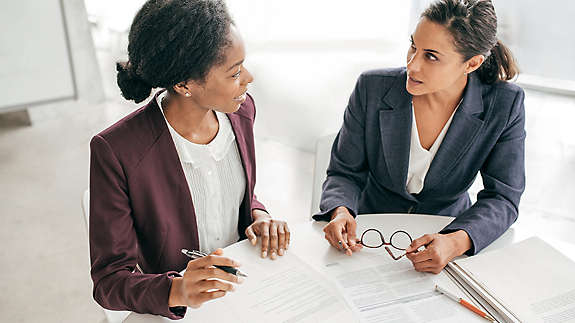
top-left (185, 93), bottom-right (191, 97)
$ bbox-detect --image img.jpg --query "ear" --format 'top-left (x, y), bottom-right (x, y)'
top-left (465, 54), bottom-right (485, 74)
top-left (172, 81), bottom-right (192, 97)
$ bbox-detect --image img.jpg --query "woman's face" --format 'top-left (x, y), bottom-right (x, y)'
top-left (186, 25), bottom-right (253, 113)
top-left (406, 18), bottom-right (469, 96)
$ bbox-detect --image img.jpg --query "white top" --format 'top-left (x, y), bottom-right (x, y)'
top-left (157, 91), bottom-right (245, 253)
top-left (406, 102), bottom-right (459, 194)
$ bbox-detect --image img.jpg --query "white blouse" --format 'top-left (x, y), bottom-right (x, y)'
top-left (157, 91), bottom-right (246, 254)
top-left (406, 102), bottom-right (460, 194)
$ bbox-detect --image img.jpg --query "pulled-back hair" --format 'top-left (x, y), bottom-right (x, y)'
top-left (422, 0), bottom-right (518, 84)
top-left (116, 0), bottom-right (234, 103)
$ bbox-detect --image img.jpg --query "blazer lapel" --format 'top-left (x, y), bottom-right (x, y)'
top-left (423, 74), bottom-right (485, 192)
top-left (145, 91), bottom-right (200, 249)
top-left (227, 113), bottom-right (252, 180)
top-left (226, 111), bottom-right (254, 222)
top-left (379, 71), bottom-right (416, 200)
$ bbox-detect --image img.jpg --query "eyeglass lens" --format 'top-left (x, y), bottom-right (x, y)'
top-left (361, 229), bottom-right (412, 250)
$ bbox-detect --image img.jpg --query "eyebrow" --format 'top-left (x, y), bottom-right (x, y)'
top-left (226, 59), bottom-right (244, 72)
top-left (410, 35), bottom-right (443, 56)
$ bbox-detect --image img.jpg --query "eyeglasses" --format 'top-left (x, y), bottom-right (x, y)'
top-left (360, 228), bottom-right (413, 260)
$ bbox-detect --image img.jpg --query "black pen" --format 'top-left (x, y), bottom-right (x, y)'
top-left (181, 249), bottom-right (248, 277)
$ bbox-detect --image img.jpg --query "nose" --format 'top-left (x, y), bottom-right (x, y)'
top-left (406, 51), bottom-right (420, 73)
top-left (241, 67), bottom-right (254, 85)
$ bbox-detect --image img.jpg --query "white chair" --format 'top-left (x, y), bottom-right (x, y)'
top-left (82, 189), bottom-right (131, 323)
top-left (310, 133), bottom-right (337, 217)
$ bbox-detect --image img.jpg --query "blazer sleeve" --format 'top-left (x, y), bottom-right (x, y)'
top-left (89, 134), bottom-right (186, 319)
top-left (313, 75), bottom-right (370, 221)
top-left (441, 88), bottom-right (526, 255)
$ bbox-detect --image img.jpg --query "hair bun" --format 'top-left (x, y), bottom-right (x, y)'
top-left (116, 61), bottom-right (153, 103)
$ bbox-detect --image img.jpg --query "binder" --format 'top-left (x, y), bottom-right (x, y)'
top-left (445, 237), bottom-right (575, 323)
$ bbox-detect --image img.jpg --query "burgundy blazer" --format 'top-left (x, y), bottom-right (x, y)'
top-left (89, 91), bottom-right (266, 319)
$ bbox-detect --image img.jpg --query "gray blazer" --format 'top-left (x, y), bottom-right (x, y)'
top-left (313, 67), bottom-right (526, 255)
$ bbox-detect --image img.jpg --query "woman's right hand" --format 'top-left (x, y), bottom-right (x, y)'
top-left (322, 206), bottom-right (363, 256)
top-left (168, 249), bottom-right (243, 308)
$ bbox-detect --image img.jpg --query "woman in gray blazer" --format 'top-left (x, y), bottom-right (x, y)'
top-left (315, 0), bottom-right (525, 274)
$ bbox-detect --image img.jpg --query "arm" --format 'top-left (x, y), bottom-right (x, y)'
top-left (313, 74), bottom-right (370, 221)
top-left (242, 93), bottom-right (289, 259)
top-left (89, 135), bottom-right (185, 319)
top-left (441, 88), bottom-right (526, 255)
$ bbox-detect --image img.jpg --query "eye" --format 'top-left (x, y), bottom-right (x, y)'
top-left (232, 68), bottom-right (241, 78)
top-left (425, 53), bottom-right (438, 61)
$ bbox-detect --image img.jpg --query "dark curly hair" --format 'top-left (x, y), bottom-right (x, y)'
top-left (422, 0), bottom-right (519, 84)
top-left (116, 0), bottom-right (234, 103)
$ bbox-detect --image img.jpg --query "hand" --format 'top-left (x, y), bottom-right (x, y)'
top-left (322, 206), bottom-right (363, 256)
top-left (405, 230), bottom-right (472, 274)
top-left (168, 248), bottom-right (243, 308)
top-left (245, 209), bottom-right (290, 260)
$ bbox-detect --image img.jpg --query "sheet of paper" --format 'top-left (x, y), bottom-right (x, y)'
top-left (455, 237), bottom-right (575, 323)
top-left (219, 241), bottom-right (356, 323)
top-left (321, 248), bottom-right (486, 323)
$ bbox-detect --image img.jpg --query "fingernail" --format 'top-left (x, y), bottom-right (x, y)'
top-left (271, 251), bottom-right (277, 260)
top-left (234, 261), bottom-right (241, 267)
top-left (237, 277), bottom-right (245, 284)
top-left (278, 249), bottom-right (284, 256)
top-left (230, 285), bottom-right (236, 292)
top-left (261, 251), bottom-right (267, 258)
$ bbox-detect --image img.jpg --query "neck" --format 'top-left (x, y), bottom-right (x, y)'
top-left (415, 74), bottom-right (467, 111)
top-left (162, 92), bottom-right (215, 133)
top-left (161, 92), bottom-right (219, 144)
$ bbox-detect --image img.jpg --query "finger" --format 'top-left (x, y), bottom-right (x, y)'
top-left (277, 223), bottom-right (286, 256)
top-left (284, 224), bottom-right (291, 250)
top-left (196, 279), bottom-right (236, 293)
top-left (341, 232), bottom-right (352, 256)
top-left (187, 254), bottom-right (240, 270)
top-left (324, 223), bottom-right (345, 250)
top-left (268, 221), bottom-right (279, 260)
top-left (195, 268), bottom-right (245, 284)
top-left (346, 218), bottom-right (358, 248)
top-left (192, 290), bottom-right (227, 307)
top-left (406, 234), bottom-right (434, 253)
top-left (260, 221), bottom-right (270, 258)
top-left (333, 226), bottom-right (351, 255)
top-left (211, 248), bottom-right (223, 256)
top-left (406, 248), bottom-right (433, 264)
top-left (412, 260), bottom-right (439, 273)
top-left (245, 226), bottom-right (257, 246)
top-left (350, 239), bottom-right (363, 252)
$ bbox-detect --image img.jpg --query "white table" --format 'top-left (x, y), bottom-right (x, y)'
top-left (125, 214), bottom-right (575, 322)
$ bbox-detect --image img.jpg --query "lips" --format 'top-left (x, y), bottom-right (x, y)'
top-left (233, 91), bottom-right (247, 102)
top-left (408, 76), bottom-right (423, 84)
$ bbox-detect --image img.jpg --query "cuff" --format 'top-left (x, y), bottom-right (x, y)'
top-left (312, 205), bottom-right (357, 222)
top-left (165, 272), bottom-right (187, 319)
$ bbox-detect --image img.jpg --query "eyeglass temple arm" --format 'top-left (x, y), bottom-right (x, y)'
top-left (385, 246), bottom-right (406, 260)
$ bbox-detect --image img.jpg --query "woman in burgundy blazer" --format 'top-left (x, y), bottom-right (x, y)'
top-left (89, 0), bottom-right (289, 319)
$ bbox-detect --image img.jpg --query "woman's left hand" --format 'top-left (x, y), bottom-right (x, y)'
top-left (405, 230), bottom-right (471, 274)
top-left (245, 210), bottom-right (290, 260)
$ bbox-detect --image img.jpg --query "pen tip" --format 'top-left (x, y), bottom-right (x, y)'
top-left (237, 271), bottom-right (248, 278)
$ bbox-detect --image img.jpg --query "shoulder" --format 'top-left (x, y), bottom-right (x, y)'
top-left (357, 67), bottom-right (406, 87)
top-left (483, 80), bottom-right (525, 121)
top-left (353, 67), bottom-right (407, 100)
top-left (90, 96), bottom-right (163, 166)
